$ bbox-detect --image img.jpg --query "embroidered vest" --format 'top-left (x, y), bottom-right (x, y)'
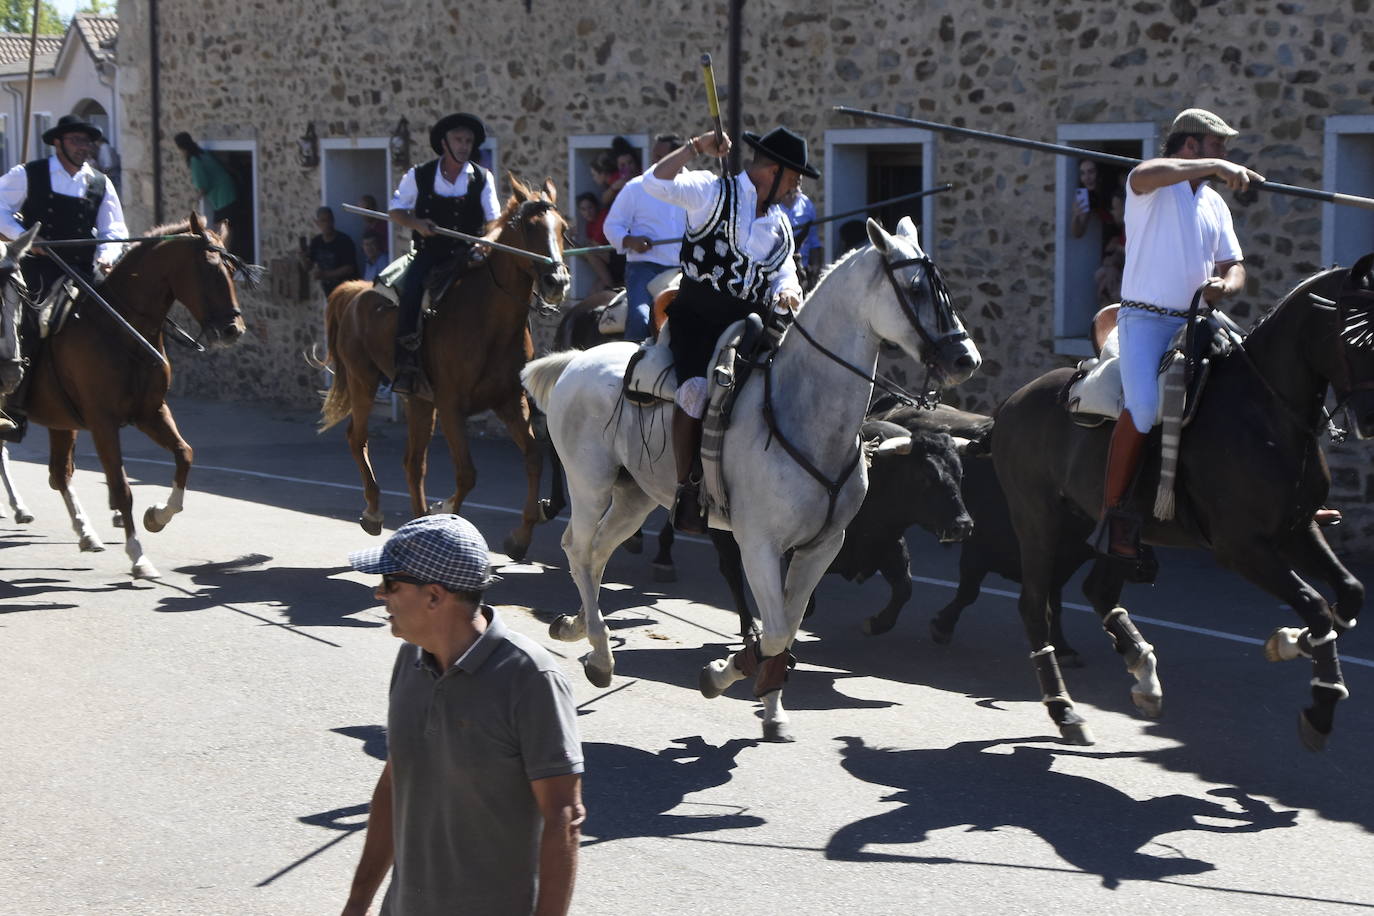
top-left (412, 159), bottom-right (488, 257)
top-left (678, 173), bottom-right (793, 306)
top-left (19, 159), bottom-right (106, 273)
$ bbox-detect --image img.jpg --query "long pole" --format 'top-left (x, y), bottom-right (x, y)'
top-left (47, 249), bottom-right (169, 367)
top-left (561, 184), bottom-right (955, 258)
top-left (700, 54), bottom-right (726, 178)
top-left (834, 106), bottom-right (1374, 212)
top-left (727, 0), bottom-right (743, 175)
top-left (20, 0), bottom-right (41, 160)
top-left (340, 203), bottom-right (560, 265)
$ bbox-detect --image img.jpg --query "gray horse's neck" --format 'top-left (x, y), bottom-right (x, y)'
top-left (768, 256), bottom-right (882, 475)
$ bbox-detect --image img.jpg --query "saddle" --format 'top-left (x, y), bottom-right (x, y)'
top-left (368, 247), bottom-right (482, 313)
top-left (595, 268), bottom-right (682, 337)
top-left (1062, 306), bottom-right (1243, 429)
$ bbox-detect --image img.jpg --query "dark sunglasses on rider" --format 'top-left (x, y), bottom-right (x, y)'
top-left (382, 572), bottom-right (434, 591)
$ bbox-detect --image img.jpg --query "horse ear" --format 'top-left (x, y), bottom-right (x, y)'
top-left (189, 211), bottom-right (206, 235)
top-left (895, 216), bottom-right (924, 254)
top-left (216, 220), bottom-right (231, 245)
top-left (508, 171), bottom-right (530, 201)
top-left (543, 177), bottom-right (558, 204)
top-left (866, 217), bottom-right (892, 254)
top-left (10, 223), bottom-right (40, 259)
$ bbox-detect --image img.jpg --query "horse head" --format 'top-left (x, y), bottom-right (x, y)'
top-left (863, 216), bottom-right (981, 386)
top-left (1327, 252), bottom-right (1374, 438)
top-left (502, 174), bottom-right (571, 312)
top-left (174, 212), bottom-right (248, 347)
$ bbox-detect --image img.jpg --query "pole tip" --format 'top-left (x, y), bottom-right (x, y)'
top-left (701, 53), bottom-right (712, 66)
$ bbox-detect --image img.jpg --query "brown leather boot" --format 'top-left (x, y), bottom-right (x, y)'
top-left (671, 405), bottom-right (706, 534)
top-left (1098, 409), bottom-right (1148, 559)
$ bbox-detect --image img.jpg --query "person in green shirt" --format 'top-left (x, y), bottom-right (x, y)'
top-left (173, 132), bottom-right (238, 224)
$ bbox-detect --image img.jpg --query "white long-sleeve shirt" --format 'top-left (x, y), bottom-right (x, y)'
top-left (602, 173), bottom-right (686, 265)
top-left (389, 159), bottom-right (501, 223)
top-left (642, 168), bottom-right (801, 301)
top-left (0, 155), bottom-right (128, 264)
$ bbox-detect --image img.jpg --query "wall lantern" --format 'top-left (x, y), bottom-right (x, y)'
top-left (390, 117), bottom-right (411, 168)
top-left (298, 122), bottom-right (319, 169)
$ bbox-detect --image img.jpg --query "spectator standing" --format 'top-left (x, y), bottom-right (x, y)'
top-left (574, 191), bottom-right (613, 294)
top-left (360, 234), bottom-right (388, 282)
top-left (340, 514), bottom-right (585, 916)
top-left (307, 206), bottom-right (359, 296)
top-left (359, 193), bottom-right (389, 249)
top-left (173, 131), bottom-right (238, 226)
top-left (603, 132), bottom-right (686, 341)
top-left (781, 180), bottom-right (821, 290)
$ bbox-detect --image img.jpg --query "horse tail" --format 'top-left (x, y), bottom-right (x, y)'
top-left (319, 282), bottom-right (361, 432)
top-left (521, 350), bottom-right (580, 410)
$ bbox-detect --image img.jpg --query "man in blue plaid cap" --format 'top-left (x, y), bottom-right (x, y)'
top-left (340, 514), bottom-right (585, 916)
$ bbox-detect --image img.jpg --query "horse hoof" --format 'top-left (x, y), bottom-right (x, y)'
top-left (864, 616), bottom-right (895, 637)
top-left (651, 562), bottom-right (676, 583)
top-left (698, 664), bottom-right (725, 699)
top-left (623, 532), bottom-right (643, 554)
top-left (549, 615), bottom-right (585, 642)
top-left (762, 720), bottom-right (796, 743)
top-left (502, 533), bottom-right (529, 563)
top-left (1057, 651), bottom-right (1085, 669)
top-left (1131, 689), bottom-right (1163, 719)
top-left (132, 560), bottom-right (161, 580)
top-left (79, 535), bottom-right (105, 553)
top-left (14, 510), bottom-right (33, 524)
top-left (1265, 626), bottom-right (1305, 663)
top-left (584, 661), bottom-right (614, 689)
top-left (537, 498), bottom-right (558, 523)
top-left (1059, 721), bottom-right (1096, 746)
top-left (359, 514), bottom-right (384, 537)
top-left (1298, 710), bottom-right (1330, 752)
top-left (143, 507), bottom-right (166, 534)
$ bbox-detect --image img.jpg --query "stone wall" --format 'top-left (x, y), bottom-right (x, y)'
top-left (116, 0), bottom-right (1374, 551)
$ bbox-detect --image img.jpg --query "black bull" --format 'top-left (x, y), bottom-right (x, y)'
top-left (993, 254), bottom-right (1374, 752)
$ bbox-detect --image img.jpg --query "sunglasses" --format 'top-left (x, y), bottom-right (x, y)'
top-left (382, 572), bottom-right (432, 591)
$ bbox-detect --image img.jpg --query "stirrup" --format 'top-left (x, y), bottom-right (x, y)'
top-left (672, 478), bottom-right (706, 533)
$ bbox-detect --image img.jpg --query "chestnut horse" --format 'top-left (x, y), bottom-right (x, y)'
top-left (319, 175), bottom-right (570, 559)
top-left (21, 213), bottom-right (248, 577)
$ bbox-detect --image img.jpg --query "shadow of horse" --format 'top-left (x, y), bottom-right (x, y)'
top-left (580, 737), bottom-right (765, 844)
top-left (826, 736), bottom-right (1297, 889)
top-left (157, 554), bottom-right (383, 628)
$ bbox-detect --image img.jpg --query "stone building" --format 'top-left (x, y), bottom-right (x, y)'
top-left (113, 0), bottom-right (1374, 549)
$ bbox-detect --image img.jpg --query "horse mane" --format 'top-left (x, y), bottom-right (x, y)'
top-left (811, 243), bottom-right (869, 290)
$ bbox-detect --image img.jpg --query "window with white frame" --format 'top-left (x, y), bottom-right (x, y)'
top-left (566, 133), bottom-right (649, 299)
top-left (1053, 123), bottom-right (1156, 357)
top-left (824, 128), bottom-right (936, 264)
top-left (320, 137), bottom-right (393, 264)
top-left (199, 140), bottom-right (259, 264)
top-left (1323, 116), bottom-right (1374, 270)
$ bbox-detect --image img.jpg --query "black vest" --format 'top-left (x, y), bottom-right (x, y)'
top-left (19, 159), bottom-right (106, 273)
top-left (412, 159), bottom-right (488, 257)
top-left (678, 172), bottom-right (793, 307)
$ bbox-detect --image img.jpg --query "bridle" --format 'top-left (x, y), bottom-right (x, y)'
top-left (492, 198), bottom-right (568, 316)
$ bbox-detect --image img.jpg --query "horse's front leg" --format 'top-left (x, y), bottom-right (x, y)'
top-left (135, 403), bottom-right (192, 534)
top-left (46, 429), bottom-right (102, 552)
top-left (403, 396), bottom-right (437, 522)
top-left (492, 394), bottom-right (543, 562)
top-left (1282, 521), bottom-right (1364, 632)
top-left (87, 421), bottom-right (156, 578)
top-left (0, 443), bottom-right (34, 523)
top-left (1233, 538), bottom-right (1353, 751)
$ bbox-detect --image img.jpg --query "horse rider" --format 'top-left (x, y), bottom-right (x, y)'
top-left (1096, 108), bottom-right (1259, 559)
top-left (642, 126), bottom-right (817, 533)
top-left (386, 112), bottom-right (501, 396)
top-left (0, 113), bottom-right (128, 436)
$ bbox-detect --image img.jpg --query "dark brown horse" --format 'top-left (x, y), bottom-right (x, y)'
top-left (320, 175), bottom-right (570, 559)
top-left (993, 255), bottom-right (1374, 751)
top-left (22, 212), bottom-right (248, 578)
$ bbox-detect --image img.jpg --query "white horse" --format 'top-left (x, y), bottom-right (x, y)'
top-left (522, 217), bottom-right (981, 741)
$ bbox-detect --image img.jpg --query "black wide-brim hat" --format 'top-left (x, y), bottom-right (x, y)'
top-left (43, 113), bottom-right (103, 145)
top-left (430, 112), bottom-right (487, 155)
top-left (743, 127), bottom-right (820, 179)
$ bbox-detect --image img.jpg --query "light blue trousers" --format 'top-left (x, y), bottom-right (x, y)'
top-left (1117, 309), bottom-right (1187, 434)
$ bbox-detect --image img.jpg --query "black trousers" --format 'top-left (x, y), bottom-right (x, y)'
top-left (666, 278), bottom-right (762, 383)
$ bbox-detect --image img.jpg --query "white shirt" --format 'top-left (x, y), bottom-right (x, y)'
top-left (642, 168), bottom-right (801, 300)
top-left (602, 173), bottom-right (686, 265)
top-left (389, 159), bottom-right (501, 223)
top-left (0, 155), bottom-right (129, 264)
top-left (1121, 176), bottom-right (1242, 312)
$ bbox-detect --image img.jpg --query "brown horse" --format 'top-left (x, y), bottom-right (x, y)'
top-left (22, 212), bottom-right (248, 578)
top-left (320, 175), bottom-right (570, 560)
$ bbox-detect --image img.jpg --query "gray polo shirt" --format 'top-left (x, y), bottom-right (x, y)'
top-left (381, 607), bottom-right (583, 916)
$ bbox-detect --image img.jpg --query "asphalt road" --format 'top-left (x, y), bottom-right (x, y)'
top-left (2, 396), bottom-right (1372, 916)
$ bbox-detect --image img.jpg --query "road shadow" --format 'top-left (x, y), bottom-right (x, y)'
top-left (827, 735), bottom-right (1297, 889)
top-left (158, 554), bottom-right (383, 628)
top-left (581, 736), bottom-right (765, 845)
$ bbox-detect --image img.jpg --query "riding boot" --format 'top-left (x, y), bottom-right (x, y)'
top-left (392, 334), bottom-right (422, 396)
top-left (671, 405), bottom-right (706, 534)
top-left (1093, 409), bottom-right (1148, 559)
